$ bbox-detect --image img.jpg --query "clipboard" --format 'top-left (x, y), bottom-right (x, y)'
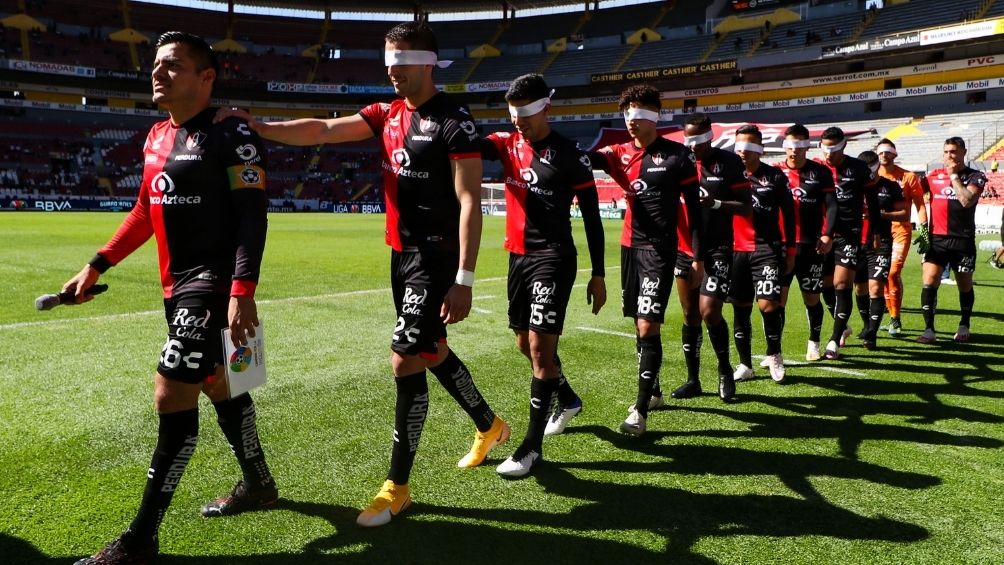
top-left (221, 322), bottom-right (266, 398)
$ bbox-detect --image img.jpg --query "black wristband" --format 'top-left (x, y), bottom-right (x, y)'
top-left (88, 253), bottom-right (113, 274)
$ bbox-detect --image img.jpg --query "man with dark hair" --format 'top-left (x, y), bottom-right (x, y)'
top-left (775, 124), bottom-right (836, 361)
top-left (67, 31), bottom-right (276, 564)
top-left (876, 138), bottom-right (926, 336)
top-left (683, 113), bottom-right (752, 398)
top-left (587, 84), bottom-right (703, 435)
top-left (854, 151), bottom-right (908, 349)
top-left (730, 125), bottom-right (796, 383)
top-left (479, 74), bottom-right (605, 477)
top-left (815, 126), bottom-right (880, 359)
top-left (216, 20), bottom-right (507, 526)
top-left (917, 137), bottom-right (986, 343)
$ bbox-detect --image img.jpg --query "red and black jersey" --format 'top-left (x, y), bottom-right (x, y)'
top-left (359, 92), bottom-right (480, 252)
top-left (861, 176), bottom-right (904, 244)
top-left (924, 167), bottom-right (986, 239)
top-left (482, 130), bottom-right (594, 255)
top-left (776, 159), bottom-right (835, 244)
top-left (816, 155), bottom-right (878, 237)
top-left (92, 108), bottom-right (268, 298)
top-left (590, 137), bottom-right (701, 255)
top-left (697, 148), bottom-right (751, 251)
top-left (733, 162), bottom-right (796, 253)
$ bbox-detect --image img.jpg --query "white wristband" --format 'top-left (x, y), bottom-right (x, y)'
top-left (455, 269), bottom-right (474, 287)
top-left (711, 199), bottom-right (722, 210)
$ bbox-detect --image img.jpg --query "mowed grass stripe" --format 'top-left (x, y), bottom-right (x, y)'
top-left (1, 212), bottom-right (1001, 564)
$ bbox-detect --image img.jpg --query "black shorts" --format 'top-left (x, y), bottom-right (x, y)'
top-left (160, 294), bottom-right (228, 384)
top-left (924, 236), bottom-right (977, 274)
top-left (390, 249), bottom-right (455, 359)
top-left (782, 243), bottom-right (825, 293)
top-left (700, 246), bottom-right (732, 300)
top-left (508, 252), bottom-right (576, 334)
top-left (674, 251), bottom-right (694, 279)
top-left (729, 245), bottom-right (783, 302)
top-left (621, 246), bottom-right (675, 322)
top-left (831, 234), bottom-right (861, 272)
top-left (855, 242), bottom-right (893, 283)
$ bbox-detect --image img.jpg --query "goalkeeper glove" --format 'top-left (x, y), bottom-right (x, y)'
top-left (913, 223), bottom-right (930, 254)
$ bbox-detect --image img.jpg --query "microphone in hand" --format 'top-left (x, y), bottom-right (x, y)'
top-left (35, 284), bottom-right (108, 311)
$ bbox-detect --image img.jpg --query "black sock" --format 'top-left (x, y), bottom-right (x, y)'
top-left (856, 293), bottom-right (870, 328)
top-left (519, 377), bottom-right (559, 456)
top-left (552, 355), bottom-right (578, 405)
top-left (635, 335), bottom-right (662, 417)
top-left (387, 371), bottom-right (428, 485)
top-left (822, 286), bottom-right (836, 318)
top-left (430, 350), bottom-right (494, 432)
top-left (829, 288), bottom-right (853, 343)
top-left (707, 320), bottom-right (732, 373)
top-left (778, 305), bottom-right (786, 332)
top-left (129, 409), bottom-right (199, 541)
top-left (921, 285), bottom-right (937, 331)
top-left (959, 289), bottom-right (974, 327)
top-left (213, 394), bottom-right (274, 489)
top-left (867, 296), bottom-right (884, 339)
top-left (682, 324), bottom-right (702, 382)
top-left (807, 301), bottom-right (824, 342)
top-left (733, 305), bottom-right (753, 368)
top-left (763, 309), bottom-right (782, 355)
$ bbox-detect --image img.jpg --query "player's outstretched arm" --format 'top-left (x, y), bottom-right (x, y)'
top-left (442, 157), bottom-right (483, 324)
top-left (214, 108), bottom-right (374, 146)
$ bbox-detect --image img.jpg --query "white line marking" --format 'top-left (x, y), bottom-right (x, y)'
top-left (753, 355), bottom-right (865, 376)
top-left (472, 307), bottom-right (493, 314)
top-left (576, 326), bottom-right (636, 338)
top-left (3, 267), bottom-right (619, 331)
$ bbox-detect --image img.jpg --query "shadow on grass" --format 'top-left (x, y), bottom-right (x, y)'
top-left (660, 401), bottom-right (1002, 460)
top-left (417, 464), bottom-right (927, 563)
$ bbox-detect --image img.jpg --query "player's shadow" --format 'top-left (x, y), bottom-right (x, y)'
top-left (658, 403), bottom-right (1002, 460)
top-left (417, 464), bottom-right (928, 562)
top-left (1, 535), bottom-right (61, 565)
top-left (564, 425), bottom-right (939, 499)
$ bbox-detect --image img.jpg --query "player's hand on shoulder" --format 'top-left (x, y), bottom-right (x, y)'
top-left (214, 107), bottom-right (260, 131)
top-left (228, 295), bottom-right (259, 347)
top-left (441, 284), bottom-right (472, 324)
top-left (62, 264), bottom-right (100, 304)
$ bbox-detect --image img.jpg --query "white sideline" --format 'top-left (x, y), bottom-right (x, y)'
top-left (2, 268), bottom-right (611, 331)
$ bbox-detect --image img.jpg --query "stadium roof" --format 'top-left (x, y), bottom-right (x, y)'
top-left (238, 1), bottom-right (588, 14)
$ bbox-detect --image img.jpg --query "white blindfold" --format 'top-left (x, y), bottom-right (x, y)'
top-left (819, 139), bottom-right (847, 154)
top-left (684, 130), bottom-right (714, 147)
top-left (384, 49), bottom-right (453, 68)
top-left (734, 141), bottom-right (763, 154)
top-left (509, 90), bottom-right (555, 118)
top-left (623, 108), bottom-right (660, 124)
top-left (782, 139), bottom-right (812, 149)
top-left (876, 144), bottom-right (897, 156)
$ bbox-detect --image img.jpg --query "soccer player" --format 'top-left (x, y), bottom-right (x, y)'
top-left (66, 32), bottom-right (277, 564)
top-left (854, 151), bottom-right (907, 349)
top-left (876, 138), bottom-right (927, 336)
top-left (729, 125), bottom-right (796, 383)
top-left (815, 127), bottom-right (880, 359)
top-left (917, 137), bottom-right (986, 344)
top-left (217, 22), bottom-right (507, 526)
top-left (479, 74), bottom-right (606, 477)
top-left (776, 124), bottom-right (836, 361)
top-left (587, 84), bottom-right (703, 435)
top-left (684, 114), bottom-right (753, 399)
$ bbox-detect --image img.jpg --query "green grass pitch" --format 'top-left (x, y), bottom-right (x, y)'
top-left (1, 212), bottom-right (1002, 564)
